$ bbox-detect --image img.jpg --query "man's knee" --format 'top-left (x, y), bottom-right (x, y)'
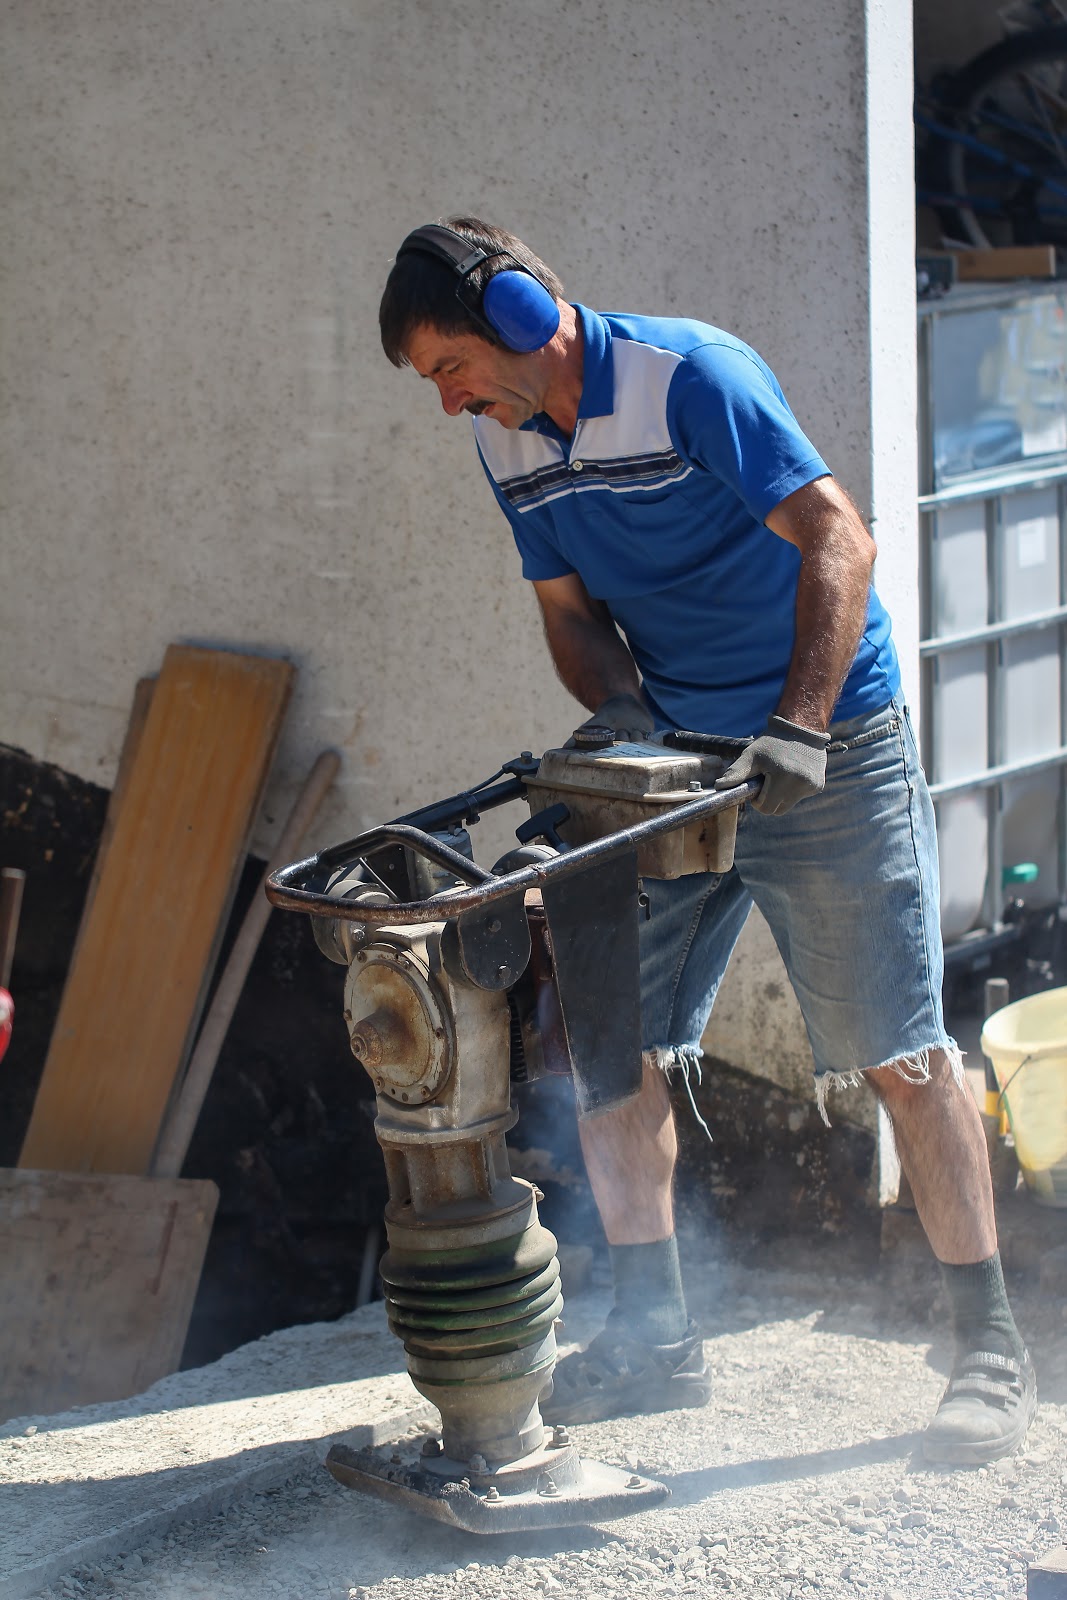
top-left (578, 1059), bottom-right (675, 1144)
top-left (867, 1047), bottom-right (964, 1113)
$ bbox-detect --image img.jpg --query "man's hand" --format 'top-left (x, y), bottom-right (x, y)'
top-left (715, 715), bottom-right (829, 816)
top-left (571, 692), bottom-right (655, 744)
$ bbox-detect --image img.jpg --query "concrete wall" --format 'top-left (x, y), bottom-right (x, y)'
top-left (1, 0), bottom-right (917, 1119)
top-left (705, 0), bottom-right (918, 1132)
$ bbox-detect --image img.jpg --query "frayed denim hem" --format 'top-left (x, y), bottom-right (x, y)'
top-left (814, 1039), bottom-right (966, 1127)
top-left (644, 1043), bottom-right (713, 1141)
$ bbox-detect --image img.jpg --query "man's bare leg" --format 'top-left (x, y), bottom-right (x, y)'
top-left (539, 1060), bottom-right (704, 1422)
top-left (577, 1058), bottom-right (677, 1245)
top-left (867, 1048), bottom-right (995, 1263)
top-left (868, 1048), bottom-right (1032, 1463)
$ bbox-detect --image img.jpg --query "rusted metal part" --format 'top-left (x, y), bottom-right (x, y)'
top-left (507, 904), bottom-right (573, 1084)
top-left (265, 778), bottom-right (759, 923)
top-left (375, 1112), bottom-right (517, 1150)
top-left (529, 907), bottom-right (571, 1075)
top-left (324, 1440), bottom-right (669, 1532)
top-left (344, 945), bottom-right (452, 1106)
top-left (445, 893), bottom-right (531, 992)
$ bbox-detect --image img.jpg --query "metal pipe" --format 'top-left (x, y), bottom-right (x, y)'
top-left (920, 604), bottom-right (1067, 656)
top-left (929, 747), bottom-right (1067, 799)
top-left (395, 774), bottom-right (531, 835)
top-left (919, 462), bottom-right (1067, 513)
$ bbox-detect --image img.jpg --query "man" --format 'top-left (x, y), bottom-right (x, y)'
top-left (378, 216), bottom-right (1036, 1465)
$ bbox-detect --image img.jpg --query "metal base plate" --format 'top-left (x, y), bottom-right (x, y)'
top-left (325, 1440), bottom-right (669, 1533)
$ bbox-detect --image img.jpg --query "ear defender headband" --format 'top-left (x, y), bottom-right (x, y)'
top-left (397, 223), bottom-right (561, 353)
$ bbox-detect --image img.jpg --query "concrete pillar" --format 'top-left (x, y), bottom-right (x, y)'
top-left (704, 0), bottom-right (918, 1189)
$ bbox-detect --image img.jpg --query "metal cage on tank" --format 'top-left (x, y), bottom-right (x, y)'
top-left (918, 283), bottom-right (1067, 972)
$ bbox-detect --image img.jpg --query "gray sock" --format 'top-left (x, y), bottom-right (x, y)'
top-left (608, 1236), bottom-right (689, 1345)
top-left (940, 1250), bottom-right (1025, 1362)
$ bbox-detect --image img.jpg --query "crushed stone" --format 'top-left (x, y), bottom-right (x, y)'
top-left (9, 1253), bottom-right (1067, 1600)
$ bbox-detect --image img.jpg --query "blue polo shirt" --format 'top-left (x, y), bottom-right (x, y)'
top-left (474, 303), bottom-right (899, 738)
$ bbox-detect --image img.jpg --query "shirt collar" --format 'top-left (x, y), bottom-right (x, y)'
top-left (573, 303), bottom-right (614, 419)
top-left (519, 302), bottom-right (614, 435)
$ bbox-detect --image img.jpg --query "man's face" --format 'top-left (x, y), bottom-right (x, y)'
top-left (405, 324), bottom-right (545, 429)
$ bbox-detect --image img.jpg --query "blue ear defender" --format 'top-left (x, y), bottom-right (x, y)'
top-left (482, 271), bottom-right (560, 352)
top-left (396, 224), bottom-right (561, 353)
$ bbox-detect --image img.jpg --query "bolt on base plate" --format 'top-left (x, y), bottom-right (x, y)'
top-left (325, 1439), bottom-right (669, 1533)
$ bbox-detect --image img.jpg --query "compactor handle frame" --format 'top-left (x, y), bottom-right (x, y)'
top-left (265, 764), bottom-right (761, 926)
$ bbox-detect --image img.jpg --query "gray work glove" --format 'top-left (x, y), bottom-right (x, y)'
top-left (714, 714), bottom-right (829, 816)
top-left (570, 692), bottom-right (655, 744)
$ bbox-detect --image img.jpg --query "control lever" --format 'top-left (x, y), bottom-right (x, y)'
top-left (516, 802), bottom-right (571, 853)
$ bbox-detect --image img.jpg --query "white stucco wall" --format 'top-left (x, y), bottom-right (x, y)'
top-left (1, 0), bottom-right (918, 1119)
top-left (704, 0), bottom-right (918, 1130)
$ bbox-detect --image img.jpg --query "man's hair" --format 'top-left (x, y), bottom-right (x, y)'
top-left (379, 216), bottom-right (565, 367)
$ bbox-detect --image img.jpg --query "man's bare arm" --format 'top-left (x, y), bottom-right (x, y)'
top-left (715, 476), bottom-right (877, 814)
top-left (532, 573), bottom-right (646, 713)
top-left (764, 476), bottom-right (876, 732)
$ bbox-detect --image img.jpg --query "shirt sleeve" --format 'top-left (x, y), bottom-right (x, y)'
top-left (475, 438), bottom-right (576, 581)
top-left (667, 341), bottom-right (831, 524)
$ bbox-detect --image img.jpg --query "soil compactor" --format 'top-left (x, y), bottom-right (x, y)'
top-left (266, 725), bottom-right (756, 1533)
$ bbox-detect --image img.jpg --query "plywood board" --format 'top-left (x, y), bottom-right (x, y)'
top-left (20, 647), bottom-right (293, 1175)
top-left (0, 1168), bottom-right (218, 1421)
top-left (68, 674), bottom-right (156, 963)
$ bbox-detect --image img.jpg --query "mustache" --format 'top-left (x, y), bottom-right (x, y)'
top-left (465, 400), bottom-right (491, 416)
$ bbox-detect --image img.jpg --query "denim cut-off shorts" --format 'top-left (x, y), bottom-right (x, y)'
top-left (574, 692), bottom-right (962, 1125)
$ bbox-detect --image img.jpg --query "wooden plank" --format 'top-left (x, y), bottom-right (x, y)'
top-left (0, 1168), bottom-right (218, 1421)
top-left (71, 674), bottom-right (156, 959)
top-left (152, 749), bottom-right (341, 1178)
top-left (19, 647), bottom-right (293, 1175)
top-left (955, 245), bottom-right (1056, 281)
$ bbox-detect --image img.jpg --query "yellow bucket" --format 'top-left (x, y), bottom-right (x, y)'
top-left (981, 987), bottom-right (1067, 1208)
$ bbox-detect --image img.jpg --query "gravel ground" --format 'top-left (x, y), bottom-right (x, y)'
top-left (22, 1252), bottom-right (1067, 1600)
